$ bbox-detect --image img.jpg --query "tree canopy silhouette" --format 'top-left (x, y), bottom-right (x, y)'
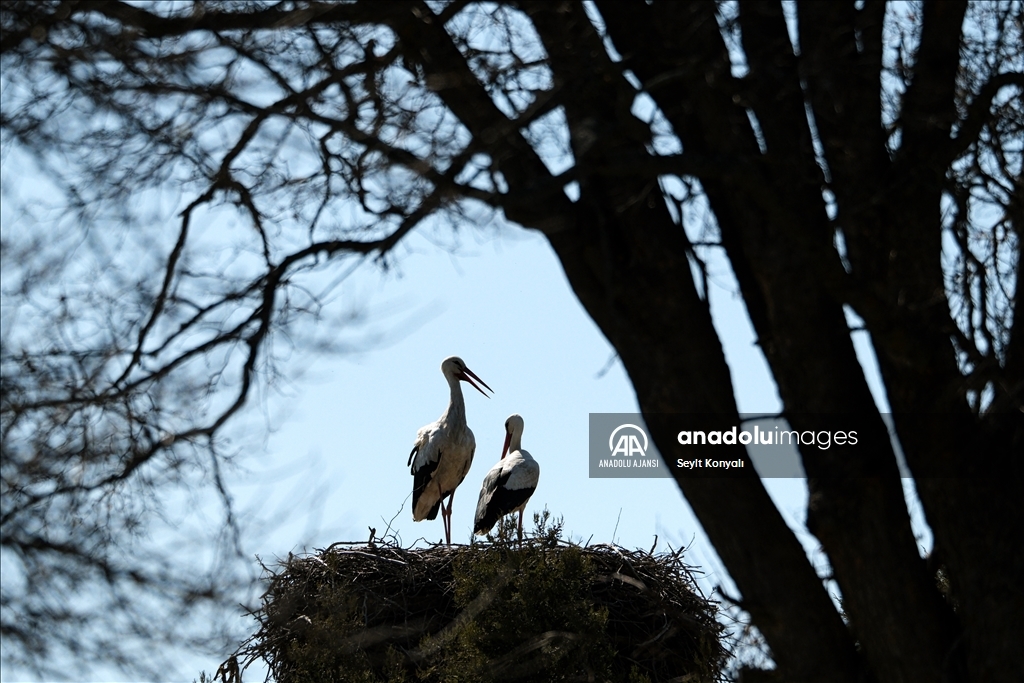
top-left (1, 2), bottom-right (1021, 681)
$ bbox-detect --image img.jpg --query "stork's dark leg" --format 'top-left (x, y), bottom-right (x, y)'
top-left (517, 510), bottom-right (524, 546)
top-left (436, 479), bottom-right (450, 545)
top-left (444, 490), bottom-right (455, 545)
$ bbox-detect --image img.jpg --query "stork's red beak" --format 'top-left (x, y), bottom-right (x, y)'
top-left (459, 367), bottom-right (493, 398)
top-left (501, 429), bottom-right (512, 460)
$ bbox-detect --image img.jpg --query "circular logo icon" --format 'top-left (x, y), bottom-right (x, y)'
top-left (609, 424), bottom-right (648, 457)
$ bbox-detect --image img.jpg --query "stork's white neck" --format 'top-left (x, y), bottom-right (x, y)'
top-left (507, 429), bottom-right (523, 454)
top-left (441, 374), bottom-right (466, 424)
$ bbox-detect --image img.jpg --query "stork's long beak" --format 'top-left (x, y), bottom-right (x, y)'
top-left (501, 429), bottom-right (512, 460)
top-left (460, 367), bottom-right (493, 398)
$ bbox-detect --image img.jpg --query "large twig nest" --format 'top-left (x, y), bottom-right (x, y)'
top-left (225, 519), bottom-right (725, 682)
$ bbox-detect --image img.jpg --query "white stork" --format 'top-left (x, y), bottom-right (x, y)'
top-left (408, 356), bottom-right (492, 545)
top-left (473, 413), bottom-right (540, 544)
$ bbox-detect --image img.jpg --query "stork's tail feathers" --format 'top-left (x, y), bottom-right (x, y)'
top-left (473, 508), bottom-right (499, 537)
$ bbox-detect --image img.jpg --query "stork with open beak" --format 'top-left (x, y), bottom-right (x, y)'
top-left (473, 414), bottom-right (540, 544)
top-left (408, 356), bottom-right (492, 545)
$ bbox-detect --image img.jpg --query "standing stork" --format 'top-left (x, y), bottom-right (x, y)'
top-left (474, 414), bottom-right (540, 544)
top-left (408, 356), bottom-right (492, 545)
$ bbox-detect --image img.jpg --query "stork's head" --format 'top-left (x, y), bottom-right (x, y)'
top-left (441, 356), bottom-right (492, 398)
top-left (502, 413), bottom-right (525, 458)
